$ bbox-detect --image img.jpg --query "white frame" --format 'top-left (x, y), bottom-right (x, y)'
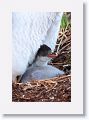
top-left (0, 0), bottom-right (83, 114)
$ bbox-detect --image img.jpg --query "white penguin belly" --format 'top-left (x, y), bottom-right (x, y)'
top-left (12, 12), bottom-right (63, 81)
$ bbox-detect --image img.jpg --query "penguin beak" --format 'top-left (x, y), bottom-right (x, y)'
top-left (47, 53), bottom-right (58, 58)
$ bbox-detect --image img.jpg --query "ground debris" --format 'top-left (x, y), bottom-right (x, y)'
top-left (12, 75), bottom-right (71, 102)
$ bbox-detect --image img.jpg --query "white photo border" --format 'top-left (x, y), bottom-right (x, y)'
top-left (0, 0), bottom-right (83, 114)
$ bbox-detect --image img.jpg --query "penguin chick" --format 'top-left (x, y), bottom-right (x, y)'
top-left (21, 44), bottom-right (64, 83)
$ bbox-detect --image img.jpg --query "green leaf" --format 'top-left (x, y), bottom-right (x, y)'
top-left (60, 14), bottom-right (69, 29)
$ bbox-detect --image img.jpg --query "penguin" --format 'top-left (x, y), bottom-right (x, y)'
top-left (21, 44), bottom-right (64, 83)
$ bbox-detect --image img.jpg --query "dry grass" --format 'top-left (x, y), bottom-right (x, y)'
top-left (12, 75), bottom-right (71, 102)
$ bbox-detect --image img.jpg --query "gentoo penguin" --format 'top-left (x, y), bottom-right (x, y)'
top-left (12, 12), bottom-right (63, 81)
top-left (21, 44), bottom-right (64, 83)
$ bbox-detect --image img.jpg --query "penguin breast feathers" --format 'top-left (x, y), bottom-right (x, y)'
top-left (12, 12), bottom-right (63, 80)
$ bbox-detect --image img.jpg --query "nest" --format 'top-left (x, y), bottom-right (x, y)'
top-left (12, 12), bottom-right (71, 102)
top-left (12, 75), bottom-right (71, 102)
